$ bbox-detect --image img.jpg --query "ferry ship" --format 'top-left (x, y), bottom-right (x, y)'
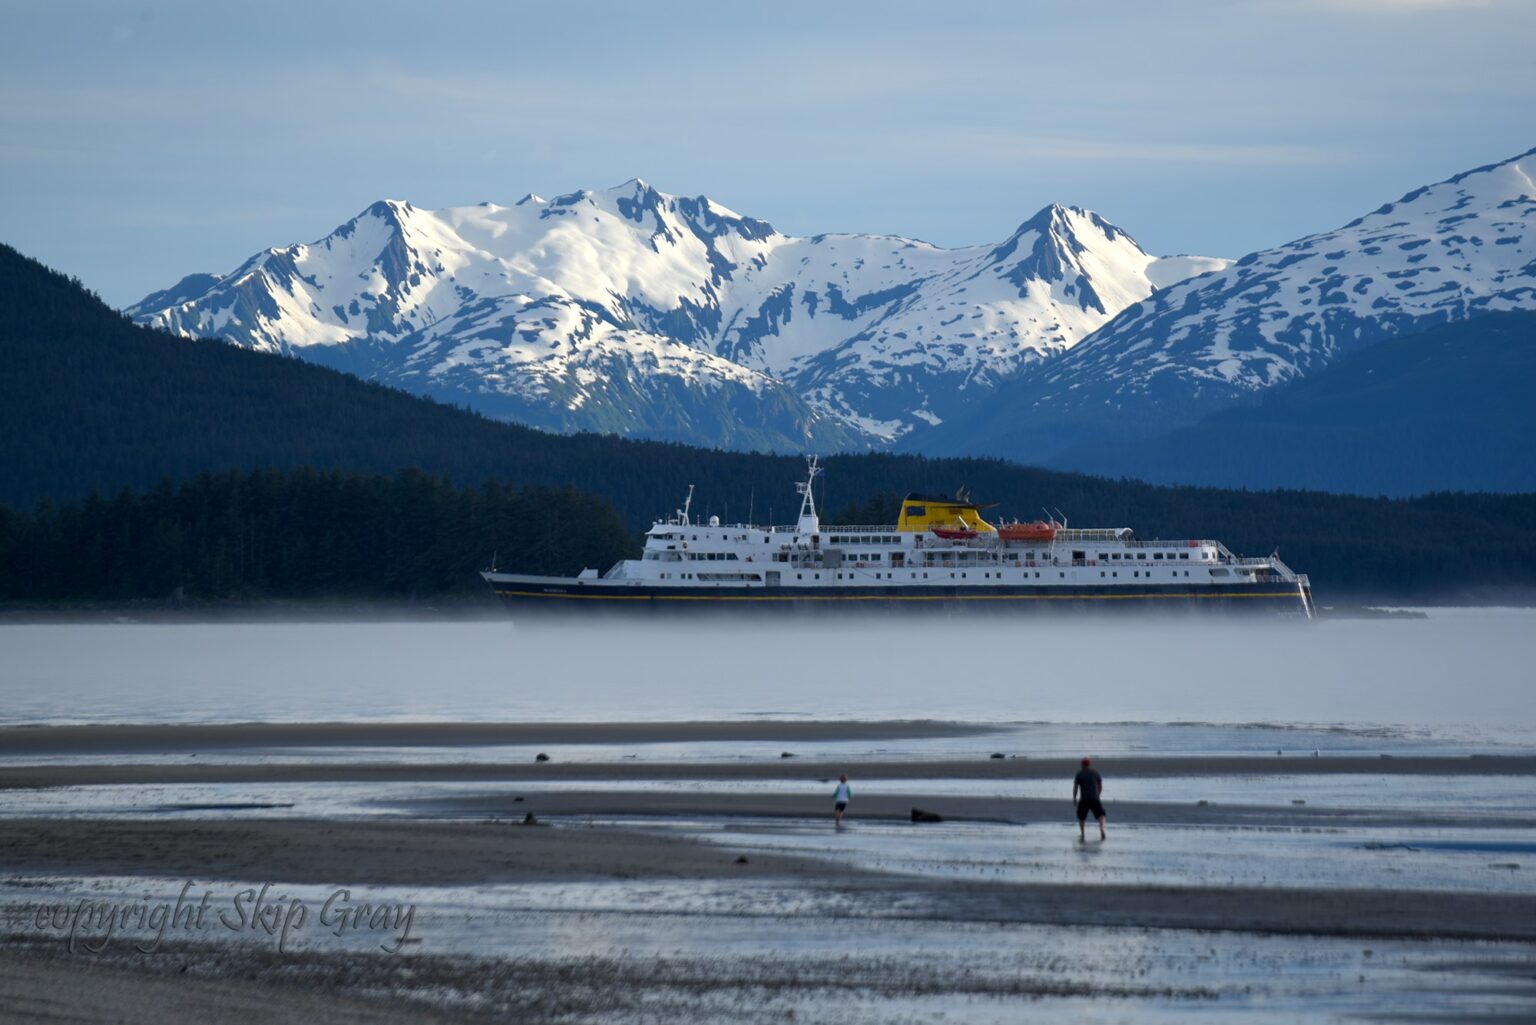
top-left (483, 458), bottom-right (1315, 616)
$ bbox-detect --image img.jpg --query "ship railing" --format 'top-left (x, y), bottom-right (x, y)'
top-left (1111, 537), bottom-right (1219, 549)
top-left (1229, 555), bottom-right (1301, 581)
top-left (1051, 529), bottom-right (1128, 543)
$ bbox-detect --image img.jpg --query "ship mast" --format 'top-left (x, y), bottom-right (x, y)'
top-left (795, 456), bottom-right (821, 534)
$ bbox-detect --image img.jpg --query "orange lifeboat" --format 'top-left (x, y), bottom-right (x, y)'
top-left (998, 520), bottom-right (1058, 542)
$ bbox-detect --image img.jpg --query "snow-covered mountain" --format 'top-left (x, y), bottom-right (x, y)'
top-left (913, 147), bottom-right (1536, 459)
top-left (128, 182), bottom-right (1225, 448)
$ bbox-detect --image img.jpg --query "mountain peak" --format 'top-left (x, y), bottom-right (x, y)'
top-left (365, 198), bottom-right (412, 216)
top-left (1002, 203), bottom-right (1132, 249)
top-left (983, 204), bottom-right (1146, 306)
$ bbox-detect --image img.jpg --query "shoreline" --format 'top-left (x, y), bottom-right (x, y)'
top-left (3, 727), bottom-right (1534, 1022)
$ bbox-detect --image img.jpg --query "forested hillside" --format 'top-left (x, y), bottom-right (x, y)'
top-left (0, 469), bottom-right (635, 603)
top-left (1043, 312), bottom-right (1536, 496)
top-left (2, 243), bottom-right (1534, 602)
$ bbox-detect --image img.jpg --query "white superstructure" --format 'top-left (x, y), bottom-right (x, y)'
top-left (484, 458), bottom-right (1315, 615)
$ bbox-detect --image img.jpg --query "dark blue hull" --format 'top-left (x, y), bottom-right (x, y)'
top-left (486, 579), bottom-right (1313, 616)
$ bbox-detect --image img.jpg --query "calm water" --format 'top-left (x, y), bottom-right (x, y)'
top-left (0, 609), bottom-right (1531, 743)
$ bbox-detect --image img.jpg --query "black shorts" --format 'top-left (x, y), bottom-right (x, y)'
top-left (835, 802), bottom-right (848, 812)
top-left (1076, 797), bottom-right (1105, 821)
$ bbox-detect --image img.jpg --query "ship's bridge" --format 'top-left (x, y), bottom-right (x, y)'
top-left (896, 493), bottom-right (997, 534)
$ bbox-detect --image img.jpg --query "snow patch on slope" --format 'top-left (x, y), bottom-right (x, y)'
top-left (130, 183), bottom-right (1226, 445)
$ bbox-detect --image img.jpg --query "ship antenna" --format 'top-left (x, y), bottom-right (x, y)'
top-left (681, 484), bottom-right (695, 526)
top-left (795, 455), bottom-right (822, 533)
top-left (748, 487), bottom-right (755, 528)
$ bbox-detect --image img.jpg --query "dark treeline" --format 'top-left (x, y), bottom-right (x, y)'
top-left (4, 243), bottom-right (1535, 602)
top-left (0, 468), bottom-right (636, 603)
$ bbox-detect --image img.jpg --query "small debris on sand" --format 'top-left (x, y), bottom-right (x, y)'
top-left (911, 808), bottom-right (944, 823)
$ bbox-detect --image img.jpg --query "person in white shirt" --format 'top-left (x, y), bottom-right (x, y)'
top-left (832, 774), bottom-right (851, 826)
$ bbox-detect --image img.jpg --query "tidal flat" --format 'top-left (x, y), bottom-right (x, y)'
top-left (0, 611), bottom-right (1533, 1022)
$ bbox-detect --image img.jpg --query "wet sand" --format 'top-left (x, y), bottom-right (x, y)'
top-left (3, 816), bottom-right (1534, 941)
top-left (3, 722), bottom-right (1534, 1023)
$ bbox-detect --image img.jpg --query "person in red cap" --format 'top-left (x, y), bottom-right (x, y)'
top-left (1073, 757), bottom-right (1106, 842)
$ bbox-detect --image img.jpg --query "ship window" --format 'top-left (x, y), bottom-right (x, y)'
top-left (815, 573), bottom-right (820, 579)
top-left (1210, 568), bottom-right (1230, 577)
top-left (1059, 572), bottom-right (1064, 578)
top-left (961, 573), bottom-right (967, 578)
top-left (909, 506), bottom-right (926, 517)
top-left (1137, 553), bottom-right (1146, 560)
top-left (796, 574), bottom-right (802, 580)
top-left (1112, 572), bottom-right (1117, 578)
top-left (1100, 572), bottom-right (1105, 577)
top-left (1180, 553), bottom-right (1189, 559)
top-left (1099, 553), bottom-right (1108, 561)
top-left (1154, 553), bottom-right (1164, 560)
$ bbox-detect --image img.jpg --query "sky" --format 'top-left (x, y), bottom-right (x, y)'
top-left (1, 0), bottom-right (1532, 307)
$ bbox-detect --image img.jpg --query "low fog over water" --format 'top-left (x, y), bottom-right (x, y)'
top-left (1, 609), bottom-right (1530, 740)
